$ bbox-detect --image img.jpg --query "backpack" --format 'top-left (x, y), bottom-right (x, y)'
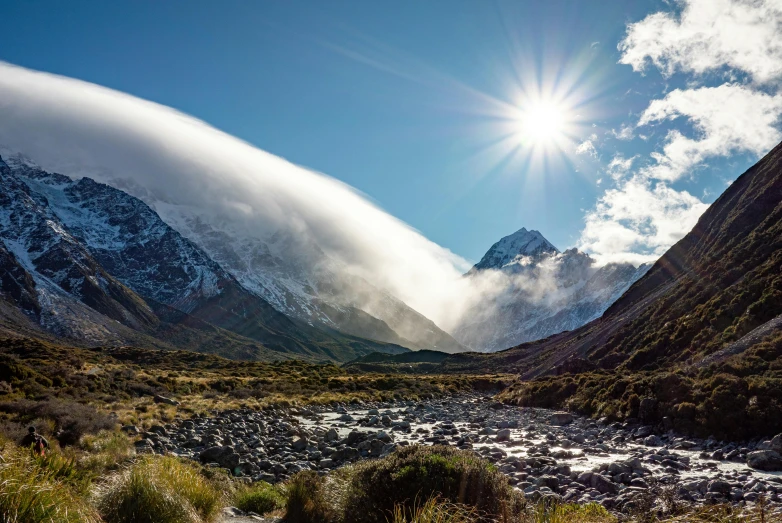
top-left (33, 435), bottom-right (46, 457)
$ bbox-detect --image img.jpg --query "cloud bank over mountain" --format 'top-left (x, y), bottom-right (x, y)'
top-left (2, 61), bottom-right (575, 337)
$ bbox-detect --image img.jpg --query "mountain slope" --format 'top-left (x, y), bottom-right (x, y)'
top-left (454, 228), bottom-right (648, 352)
top-left (0, 153), bottom-right (409, 362)
top-left (139, 199), bottom-right (464, 353)
top-left (443, 139), bottom-right (782, 379)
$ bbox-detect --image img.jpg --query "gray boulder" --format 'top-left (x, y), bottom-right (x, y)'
top-left (292, 437), bottom-right (308, 451)
top-left (200, 445), bottom-right (241, 470)
top-left (758, 434), bottom-right (782, 452)
top-left (590, 473), bottom-right (619, 494)
top-left (549, 412), bottom-right (573, 426)
top-left (496, 428), bottom-right (512, 442)
top-left (747, 450), bottom-right (782, 471)
top-left (707, 480), bottom-right (732, 495)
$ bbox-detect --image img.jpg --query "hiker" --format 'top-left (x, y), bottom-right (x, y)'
top-left (20, 426), bottom-right (49, 456)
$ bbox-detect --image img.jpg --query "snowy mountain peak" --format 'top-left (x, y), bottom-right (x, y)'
top-left (0, 150), bottom-right (40, 171)
top-left (471, 227), bottom-right (559, 272)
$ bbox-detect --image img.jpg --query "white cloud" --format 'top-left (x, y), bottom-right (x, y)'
top-left (606, 154), bottom-right (637, 180)
top-left (579, 176), bottom-right (708, 264)
top-left (638, 84), bottom-right (782, 181)
top-left (611, 124), bottom-right (635, 141)
top-left (619, 0), bottom-right (782, 84)
top-left (575, 139), bottom-right (598, 158)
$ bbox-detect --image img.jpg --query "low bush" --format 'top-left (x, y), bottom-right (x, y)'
top-left (500, 368), bottom-right (782, 440)
top-left (97, 455), bottom-right (223, 523)
top-left (0, 440), bottom-right (101, 523)
top-left (0, 398), bottom-right (117, 445)
top-left (284, 470), bottom-right (339, 523)
top-left (341, 445), bottom-right (524, 523)
top-left (233, 481), bottom-right (285, 515)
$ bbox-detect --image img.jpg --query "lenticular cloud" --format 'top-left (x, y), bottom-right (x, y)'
top-left (0, 61), bottom-right (474, 326)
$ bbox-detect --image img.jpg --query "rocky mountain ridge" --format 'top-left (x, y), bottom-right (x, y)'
top-left (0, 153), bottom-right (409, 362)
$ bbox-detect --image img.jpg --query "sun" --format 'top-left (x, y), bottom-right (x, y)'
top-left (514, 99), bottom-right (571, 147)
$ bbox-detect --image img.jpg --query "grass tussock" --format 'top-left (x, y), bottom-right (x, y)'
top-left (341, 445), bottom-right (524, 523)
top-left (232, 481), bottom-right (285, 515)
top-left (281, 446), bottom-right (524, 523)
top-left (97, 455), bottom-right (224, 523)
top-left (0, 439), bottom-right (101, 523)
top-left (284, 470), bottom-right (340, 523)
top-left (77, 429), bottom-right (135, 474)
top-left (526, 501), bottom-right (615, 523)
top-left (391, 496), bottom-right (476, 523)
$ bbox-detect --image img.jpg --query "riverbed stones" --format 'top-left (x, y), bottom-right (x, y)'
top-left (143, 394), bottom-right (782, 517)
top-left (758, 434), bottom-right (782, 452)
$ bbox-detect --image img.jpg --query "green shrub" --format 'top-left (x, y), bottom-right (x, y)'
top-left (98, 455), bottom-right (223, 523)
top-left (233, 481), bottom-right (285, 515)
top-left (0, 441), bottom-right (100, 523)
top-left (528, 501), bottom-right (615, 523)
top-left (0, 398), bottom-right (116, 445)
top-left (284, 470), bottom-right (338, 523)
top-left (341, 445), bottom-right (524, 523)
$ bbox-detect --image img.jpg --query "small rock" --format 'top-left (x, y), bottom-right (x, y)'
top-left (153, 394), bottom-right (180, 406)
top-left (549, 412), bottom-right (573, 426)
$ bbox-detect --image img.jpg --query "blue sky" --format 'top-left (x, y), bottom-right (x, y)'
top-left (2, 0), bottom-right (780, 263)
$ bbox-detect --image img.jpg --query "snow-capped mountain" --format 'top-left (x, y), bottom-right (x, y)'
top-left (0, 152), bottom-right (410, 361)
top-left (0, 157), bottom-right (157, 325)
top-left (454, 228), bottom-right (649, 352)
top-left (0, 146), bottom-right (642, 358)
top-left (8, 157), bottom-right (230, 312)
top-left (469, 228), bottom-right (558, 273)
top-left (119, 194), bottom-right (465, 354)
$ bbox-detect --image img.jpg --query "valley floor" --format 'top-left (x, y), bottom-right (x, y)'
top-left (2, 336), bottom-right (781, 522)
top-left (146, 393), bottom-right (782, 516)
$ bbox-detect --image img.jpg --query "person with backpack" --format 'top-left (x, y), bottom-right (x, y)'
top-left (20, 426), bottom-right (50, 456)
